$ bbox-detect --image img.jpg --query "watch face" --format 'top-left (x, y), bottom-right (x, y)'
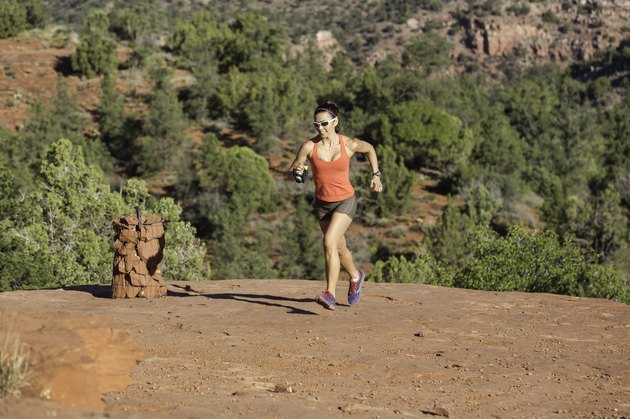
top-left (374, 171), bottom-right (381, 177)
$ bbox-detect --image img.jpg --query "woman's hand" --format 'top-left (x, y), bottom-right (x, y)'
top-left (370, 176), bottom-right (383, 192)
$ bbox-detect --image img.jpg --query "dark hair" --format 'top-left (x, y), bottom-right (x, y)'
top-left (314, 100), bottom-right (340, 133)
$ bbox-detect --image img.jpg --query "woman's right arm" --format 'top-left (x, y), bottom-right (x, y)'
top-left (289, 141), bottom-right (313, 172)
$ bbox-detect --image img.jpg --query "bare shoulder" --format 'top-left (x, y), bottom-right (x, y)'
top-left (343, 135), bottom-right (372, 153)
top-left (342, 135), bottom-right (360, 150)
top-left (297, 137), bottom-right (316, 158)
top-left (302, 137), bottom-right (317, 151)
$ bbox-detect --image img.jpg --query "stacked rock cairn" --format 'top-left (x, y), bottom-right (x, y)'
top-left (112, 210), bottom-right (166, 299)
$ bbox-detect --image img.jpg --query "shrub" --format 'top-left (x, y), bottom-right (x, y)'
top-left (123, 178), bottom-right (210, 281)
top-left (151, 197), bottom-right (210, 281)
top-left (0, 0), bottom-right (44, 39)
top-left (71, 31), bottom-right (117, 78)
top-left (583, 263), bottom-right (629, 304)
top-left (460, 180), bottom-right (504, 225)
top-left (360, 145), bottom-right (414, 217)
top-left (0, 141), bottom-right (209, 290)
top-left (426, 202), bottom-right (478, 269)
top-left (541, 10), bottom-right (560, 24)
top-left (0, 1), bottom-right (27, 39)
top-left (0, 314), bottom-right (29, 397)
top-left (419, 0), bottom-right (443, 12)
top-left (0, 139), bottom-right (127, 290)
top-left (371, 246), bottom-right (454, 286)
top-left (506, 3), bottom-right (531, 16)
top-left (71, 14), bottom-right (117, 78)
top-left (402, 33), bottom-right (453, 75)
top-left (456, 226), bottom-right (586, 295)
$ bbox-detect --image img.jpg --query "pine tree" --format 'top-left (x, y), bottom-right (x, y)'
top-left (71, 12), bottom-right (117, 78)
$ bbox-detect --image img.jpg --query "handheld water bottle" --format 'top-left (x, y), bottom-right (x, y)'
top-left (293, 164), bottom-right (309, 183)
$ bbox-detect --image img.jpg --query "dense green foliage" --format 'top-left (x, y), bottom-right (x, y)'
top-left (0, 0), bottom-right (45, 38)
top-left (0, 139), bottom-right (124, 290)
top-left (371, 246), bottom-right (453, 286)
top-left (0, 139), bottom-right (208, 291)
top-left (0, 4), bottom-right (628, 303)
top-left (71, 12), bottom-right (117, 77)
top-left (177, 134), bottom-right (277, 279)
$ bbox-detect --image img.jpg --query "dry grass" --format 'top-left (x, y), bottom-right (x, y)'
top-left (0, 313), bottom-right (30, 398)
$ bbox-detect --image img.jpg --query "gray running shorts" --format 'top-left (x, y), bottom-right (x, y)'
top-left (313, 195), bottom-right (357, 221)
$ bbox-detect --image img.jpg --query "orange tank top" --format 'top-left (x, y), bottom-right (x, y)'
top-left (309, 134), bottom-right (355, 202)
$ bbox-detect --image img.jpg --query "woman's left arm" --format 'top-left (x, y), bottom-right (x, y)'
top-left (346, 137), bottom-right (383, 192)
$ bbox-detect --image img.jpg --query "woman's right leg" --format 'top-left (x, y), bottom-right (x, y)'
top-left (319, 221), bottom-right (359, 288)
top-left (318, 212), bottom-right (355, 296)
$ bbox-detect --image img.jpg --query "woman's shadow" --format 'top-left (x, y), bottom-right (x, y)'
top-left (64, 284), bottom-right (329, 315)
top-left (168, 284), bottom-right (324, 315)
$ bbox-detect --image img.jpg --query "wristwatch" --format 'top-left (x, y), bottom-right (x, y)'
top-left (373, 171), bottom-right (381, 177)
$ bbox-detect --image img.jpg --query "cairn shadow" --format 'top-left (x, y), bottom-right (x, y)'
top-left (169, 284), bottom-right (323, 315)
top-left (63, 284), bottom-right (112, 299)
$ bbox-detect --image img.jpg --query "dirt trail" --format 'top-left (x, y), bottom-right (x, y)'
top-left (0, 280), bottom-right (628, 418)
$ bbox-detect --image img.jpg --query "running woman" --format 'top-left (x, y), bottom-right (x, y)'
top-left (290, 100), bottom-right (383, 310)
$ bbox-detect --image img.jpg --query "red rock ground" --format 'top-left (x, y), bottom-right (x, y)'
top-left (0, 280), bottom-right (628, 418)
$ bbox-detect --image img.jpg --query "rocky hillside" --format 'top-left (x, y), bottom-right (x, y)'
top-left (40, 0), bottom-right (630, 78)
top-left (313, 0), bottom-right (630, 77)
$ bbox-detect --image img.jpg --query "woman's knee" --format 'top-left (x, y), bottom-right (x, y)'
top-left (323, 237), bottom-right (339, 255)
top-left (336, 239), bottom-right (349, 255)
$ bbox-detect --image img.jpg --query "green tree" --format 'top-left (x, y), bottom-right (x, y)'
top-left (108, 2), bottom-right (161, 42)
top-left (0, 0), bottom-right (45, 38)
top-left (455, 225), bottom-right (630, 304)
top-left (19, 78), bottom-right (112, 176)
top-left (166, 10), bottom-right (222, 68)
top-left (185, 134), bottom-right (277, 279)
top-left (0, 146), bottom-right (210, 290)
top-left (426, 202), bottom-right (478, 269)
top-left (0, 163), bottom-right (16, 221)
top-left (218, 12), bottom-right (288, 72)
top-left (182, 62), bottom-right (221, 121)
top-left (120, 178), bottom-right (210, 280)
top-left (469, 108), bottom-right (526, 179)
top-left (503, 70), bottom-right (600, 198)
top-left (0, 127), bottom-right (38, 193)
top-left (583, 263), bottom-right (630, 304)
top-left (136, 69), bottom-right (189, 175)
top-left (603, 97), bottom-right (630, 179)
top-left (460, 180), bottom-right (504, 226)
top-left (372, 0), bottom-right (428, 23)
top-left (0, 139), bottom-right (126, 290)
top-left (23, 0), bottom-right (46, 28)
top-left (360, 145), bottom-right (414, 217)
top-left (197, 135), bottom-right (275, 218)
top-left (71, 12), bottom-right (117, 78)
top-left (388, 100), bottom-right (474, 172)
top-left (97, 72), bottom-right (127, 159)
top-left (563, 184), bottom-right (628, 261)
top-left (277, 195), bottom-right (323, 280)
top-left (402, 32), bottom-right (453, 75)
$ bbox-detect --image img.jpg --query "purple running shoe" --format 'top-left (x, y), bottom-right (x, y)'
top-left (315, 291), bottom-right (336, 310)
top-left (348, 270), bottom-right (365, 305)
